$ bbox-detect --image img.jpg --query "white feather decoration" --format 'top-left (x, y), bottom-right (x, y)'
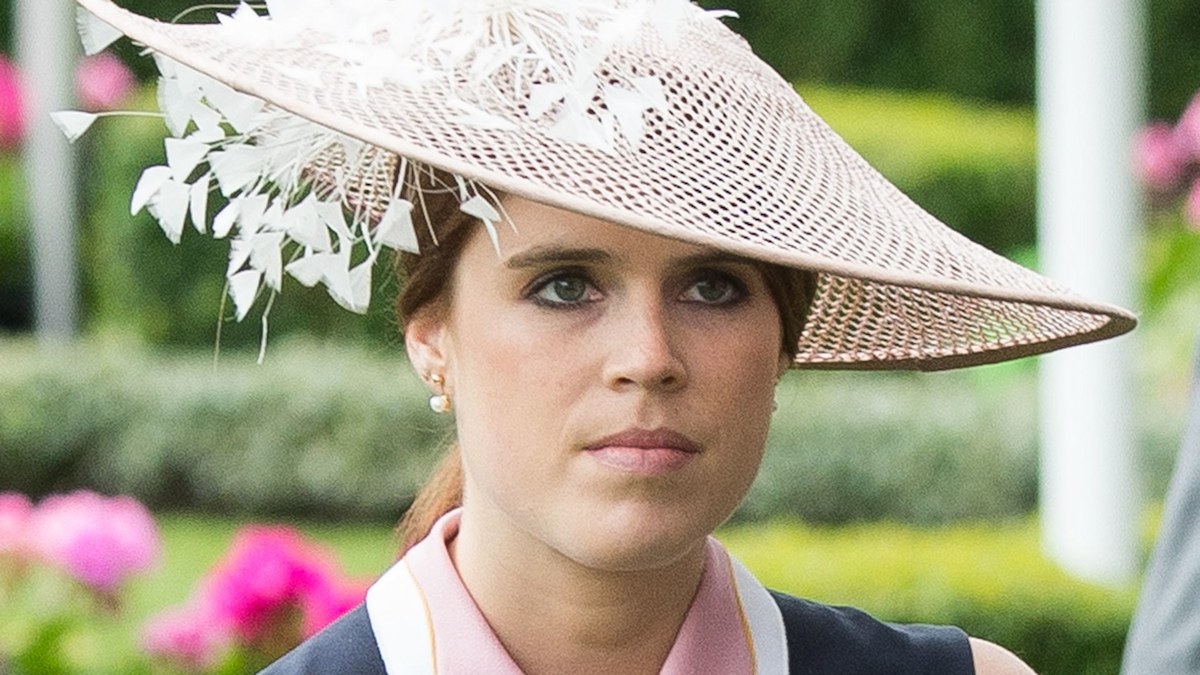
top-left (50, 111), bottom-right (99, 144)
top-left (62, 0), bottom-right (733, 346)
top-left (76, 7), bottom-right (123, 56)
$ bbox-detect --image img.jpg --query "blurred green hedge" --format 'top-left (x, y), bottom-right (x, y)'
top-left (0, 336), bottom-right (1177, 525)
top-left (801, 84), bottom-right (1036, 254)
top-left (721, 518), bottom-right (1137, 675)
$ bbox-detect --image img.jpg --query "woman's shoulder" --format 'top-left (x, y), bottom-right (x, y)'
top-left (259, 603), bottom-right (386, 675)
top-left (768, 590), bottom-right (975, 674)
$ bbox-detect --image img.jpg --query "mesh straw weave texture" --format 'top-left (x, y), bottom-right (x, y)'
top-left (77, 0), bottom-right (1135, 370)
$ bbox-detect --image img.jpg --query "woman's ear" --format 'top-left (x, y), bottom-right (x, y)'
top-left (405, 306), bottom-right (451, 381)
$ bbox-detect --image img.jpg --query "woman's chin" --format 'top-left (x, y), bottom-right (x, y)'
top-left (548, 503), bottom-right (719, 574)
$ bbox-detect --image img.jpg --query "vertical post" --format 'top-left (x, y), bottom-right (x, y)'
top-left (17, 0), bottom-right (79, 343)
top-left (1036, 0), bottom-right (1142, 585)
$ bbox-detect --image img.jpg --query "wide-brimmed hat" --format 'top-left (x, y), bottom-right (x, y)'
top-left (63, 0), bottom-right (1135, 371)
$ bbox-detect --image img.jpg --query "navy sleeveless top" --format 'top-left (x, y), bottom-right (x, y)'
top-left (262, 592), bottom-right (973, 674)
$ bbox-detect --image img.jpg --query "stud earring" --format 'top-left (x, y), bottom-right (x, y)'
top-left (428, 373), bottom-right (452, 414)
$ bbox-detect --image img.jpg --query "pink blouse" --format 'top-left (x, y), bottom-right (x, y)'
top-left (401, 509), bottom-right (755, 674)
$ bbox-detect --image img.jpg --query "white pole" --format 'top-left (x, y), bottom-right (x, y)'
top-left (17, 0), bottom-right (79, 342)
top-left (1036, 0), bottom-right (1142, 585)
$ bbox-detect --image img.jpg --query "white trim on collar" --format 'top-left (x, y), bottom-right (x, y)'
top-left (730, 553), bottom-right (790, 674)
top-left (365, 560), bottom-right (437, 675)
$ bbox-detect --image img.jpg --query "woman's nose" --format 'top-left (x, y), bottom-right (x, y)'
top-left (602, 295), bottom-right (688, 393)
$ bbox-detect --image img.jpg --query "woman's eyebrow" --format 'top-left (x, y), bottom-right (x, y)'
top-left (504, 246), bottom-right (614, 269)
top-left (672, 251), bottom-right (755, 269)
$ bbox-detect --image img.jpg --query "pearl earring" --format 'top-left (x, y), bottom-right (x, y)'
top-left (428, 373), bottom-right (452, 414)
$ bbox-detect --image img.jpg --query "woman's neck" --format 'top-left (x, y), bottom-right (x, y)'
top-left (451, 503), bottom-right (707, 675)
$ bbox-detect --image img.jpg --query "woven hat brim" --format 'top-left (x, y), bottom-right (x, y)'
top-left (77, 0), bottom-right (1136, 371)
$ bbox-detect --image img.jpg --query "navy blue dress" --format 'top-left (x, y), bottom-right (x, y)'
top-left (262, 592), bottom-right (973, 674)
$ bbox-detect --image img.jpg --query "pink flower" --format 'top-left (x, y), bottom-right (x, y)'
top-left (1136, 122), bottom-right (1187, 192)
top-left (201, 526), bottom-right (363, 643)
top-left (0, 55), bottom-right (24, 149)
top-left (29, 491), bottom-right (160, 593)
top-left (0, 492), bottom-right (33, 557)
top-left (142, 604), bottom-right (230, 671)
top-left (1176, 92), bottom-right (1200, 161)
top-left (74, 53), bottom-right (135, 112)
top-left (1186, 179), bottom-right (1200, 231)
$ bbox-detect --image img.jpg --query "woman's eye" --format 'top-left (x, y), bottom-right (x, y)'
top-left (681, 274), bottom-right (744, 305)
top-left (530, 274), bottom-right (600, 306)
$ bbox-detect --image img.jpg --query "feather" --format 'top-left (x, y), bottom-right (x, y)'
top-left (147, 179), bottom-right (191, 244)
top-left (227, 238), bottom-right (253, 276)
top-left (202, 79), bottom-right (265, 134)
top-left (228, 269), bottom-right (263, 321)
top-left (346, 260), bottom-right (373, 314)
top-left (375, 199), bottom-right (419, 252)
top-left (131, 166), bottom-right (173, 216)
top-left (282, 196), bottom-right (332, 252)
top-left (50, 111), bottom-right (99, 143)
top-left (248, 232), bottom-right (286, 290)
top-left (76, 7), bottom-right (123, 56)
top-left (209, 146), bottom-right (264, 197)
top-left (165, 138), bottom-right (209, 181)
top-left (285, 252), bottom-right (328, 287)
top-left (189, 174), bottom-right (212, 234)
top-left (212, 200), bottom-right (242, 239)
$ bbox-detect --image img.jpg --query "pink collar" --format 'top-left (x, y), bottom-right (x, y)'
top-left (401, 508), bottom-right (754, 674)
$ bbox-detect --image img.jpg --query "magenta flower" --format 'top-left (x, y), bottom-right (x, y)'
top-left (74, 53), bottom-right (135, 112)
top-left (1135, 122), bottom-right (1187, 192)
top-left (29, 490), bottom-right (160, 594)
top-left (0, 492), bottom-right (33, 557)
top-left (1185, 180), bottom-right (1200, 231)
top-left (201, 526), bottom-right (363, 643)
top-left (142, 604), bottom-right (230, 671)
top-left (1175, 92), bottom-right (1200, 161)
top-left (0, 54), bottom-right (24, 149)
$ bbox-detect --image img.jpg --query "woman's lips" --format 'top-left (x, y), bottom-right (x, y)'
top-left (583, 428), bottom-right (700, 475)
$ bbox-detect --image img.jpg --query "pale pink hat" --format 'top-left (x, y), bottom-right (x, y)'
top-left (62, 0), bottom-right (1136, 370)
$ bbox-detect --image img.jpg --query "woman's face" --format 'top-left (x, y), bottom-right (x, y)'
top-left (407, 197), bottom-right (786, 572)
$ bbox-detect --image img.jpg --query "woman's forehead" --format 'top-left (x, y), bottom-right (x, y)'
top-left (491, 197), bottom-right (729, 265)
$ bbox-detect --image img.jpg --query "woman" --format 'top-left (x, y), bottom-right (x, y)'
top-left (67, 0), bottom-right (1134, 672)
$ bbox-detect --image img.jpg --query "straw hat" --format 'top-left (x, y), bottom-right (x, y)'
top-left (62, 0), bottom-right (1135, 370)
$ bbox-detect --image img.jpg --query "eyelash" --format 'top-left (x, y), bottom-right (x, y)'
top-left (523, 269), bottom-right (750, 310)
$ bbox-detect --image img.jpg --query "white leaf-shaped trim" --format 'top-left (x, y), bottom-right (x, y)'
top-left (189, 174), bottom-right (212, 234)
top-left (212, 200), bottom-right (242, 239)
top-left (284, 252), bottom-right (328, 287)
top-left (282, 196), bottom-right (333, 252)
top-left (131, 166), bottom-right (173, 216)
top-left (165, 138), bottom-right (210, 181)
top-left (76, 7), bottom-right (123, 56)
top-left (447, 98), bottom-right (518, 131)
top-left (202, 79), bottom-right (265, 133)
top-left (248, 232), bottom-right (286, 291)
top-left (50, 111), bottom-right (99, 143)
top-left (527, 83), bottom-right (568, 120)
top-left (603, 85), bottom-right (648, 148)
top-left (376, 199), bottom-right (419, 253)
top-left (316, 200), bottom-right (354, 242)
top-left (148, 179), bottom-right (191, 245)
top-left (632, 76), bottom-right (668, 112)
top-left (209, 146), bottom-right (264, 197)
top-left (235, 195), bottom-right (271, 236)
top-left (229, 269), bottom-right (263, 321)
top-left (228, 238), bottom-right (253, 277)
top-left (346, 259), bottom-right (374, 314)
